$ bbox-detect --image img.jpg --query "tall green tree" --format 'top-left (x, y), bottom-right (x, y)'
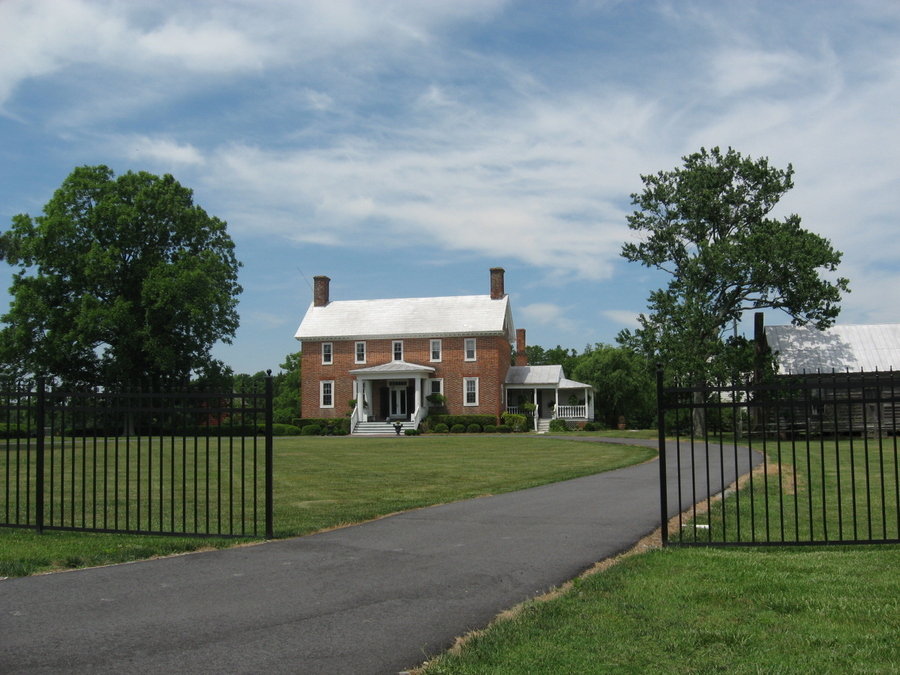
top-left (0, 165), bottom-right (242, 386)
top-left (571, 344), bottom-right (655, 428)
top-left (619, 147), bottom-right (849, 390)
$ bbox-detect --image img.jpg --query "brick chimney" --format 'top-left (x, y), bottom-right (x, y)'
top-left (490, 267), bottom-right (505, 300)
top-left (515, 328), bottom-right (528, 366)
top-left (313, 275), bottom-right (330, 307)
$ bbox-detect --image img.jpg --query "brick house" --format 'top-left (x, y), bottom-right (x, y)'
top-left (294, 268), bottom-right (593, 434)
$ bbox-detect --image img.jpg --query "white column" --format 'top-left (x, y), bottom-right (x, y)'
top-left (414, 375), bottom-right (422, 414)
top-left (554, 389), bottom-right (559, 418)
top-left (364, 379), bottom-right (373, 422)
top-left (355, 379), bottom-right (365, 420)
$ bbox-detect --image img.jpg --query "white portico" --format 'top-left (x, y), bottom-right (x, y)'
top-left (349, 360), bottom-right (436, 426)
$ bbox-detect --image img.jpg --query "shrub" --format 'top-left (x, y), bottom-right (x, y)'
top-left (404, 429), bottom-right (419, 436)
top-left (583, 421), bottom-right (606, 431)
top-left (450, 423), bottom-right (466, 433)
top-left (466, 423), bottom-right (481, 433)
top-left (428, 414), bottom-right (496, 429)
top-left (433, 423), bottom-right (449, 433)
top-left (271, 423), bottom-right (302, 436)
top-left (301, 424), bottom-right (321, 436)
top-left (426, 393), bottom-right (447, 406)
top-left (548, 418), bottom-right (569, 432)
top-left (496, 424), bottom-right (511, 433)
top-left (483, 424), bottom-right (496, 433)
top-left (501, 413), bottom-right (528, 432)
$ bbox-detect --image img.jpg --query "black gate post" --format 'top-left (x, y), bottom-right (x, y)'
top-left (264, 371), bottom-right (274, 539)
top-left (35, 376), bottom-right (46, 534)
top-left (656, 367), bottom-right (668, 546)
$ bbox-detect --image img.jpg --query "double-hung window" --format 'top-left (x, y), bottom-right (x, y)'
top-left (355, 341), bottom-right (366, 364)
top-left (428, 378), bottom-right (444, 396)
top-left (430, 339), bottom-right (442, 362)
top-left (393, 340), bottom-right (403, 361)
top-left (464, 338), bottom-right (476, 361)
top-left (321, 342), bottom-right (333, 365)
top-left (320, 381), bottom-right (334, 408)
top-left (463, 377), bottom-right (479, 406)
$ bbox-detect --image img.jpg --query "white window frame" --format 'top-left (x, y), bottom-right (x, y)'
top-left (463, 377), bottom-right (479, 406)
top-left (428, 378), bottom-right (444, 396)
top-left (320, 380), bottom-right (334, 408)
top-left (430, 339), bottom-right (442, 362)
top-left (355, 341), bottom-right (366, 364)
top-left (392, 340), bottom-right (403, 361)
top-left (464, 338), bottom-right (477, 362)
top-left (321, 342), bottom-right (333, 365)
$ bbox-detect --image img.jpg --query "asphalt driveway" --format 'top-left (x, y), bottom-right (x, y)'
top-left (0, 438), bottom-right (759, 674)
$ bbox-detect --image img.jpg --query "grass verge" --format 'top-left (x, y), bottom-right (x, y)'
top-left (1, 434), bottom-right (653, 577)
top-left (419, 544), bottom-right (900, 674)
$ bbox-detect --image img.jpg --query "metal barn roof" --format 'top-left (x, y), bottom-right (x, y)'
top-left (765, 323), bottom-right (900, 373)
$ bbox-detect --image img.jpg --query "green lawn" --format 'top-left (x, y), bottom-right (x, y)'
top-left (0, 434), bottom-right (653, 577)
top-left (675, 438), bottom-right (899, 545)
top-left (419, 434), bottom-right (900, 674)
top-left (421, 545), bottom-right (900, 674)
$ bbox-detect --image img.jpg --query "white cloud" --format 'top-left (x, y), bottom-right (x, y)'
top-left (519, 303), bottom-right (578, 333)
top-left (601, 310), bottom-right (640, 329)
top-left (136, 20), bottom-right (268, 72)
top-left (122, 136), bottom-right (206, 167)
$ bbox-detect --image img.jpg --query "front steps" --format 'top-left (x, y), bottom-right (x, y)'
top-left (353, 420), bottom-right (414, 436)
top-left (536, 418), bottom-right (551, 434)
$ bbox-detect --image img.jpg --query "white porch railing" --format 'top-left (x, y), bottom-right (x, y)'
top-left (350, 407), bottom-right (360, 429)
top-left (412, 406), bottom-right (426, 429)
top-left (506, 406), bottom-right (521, 414)
top-left (555, 405), bottom-right (587, 419)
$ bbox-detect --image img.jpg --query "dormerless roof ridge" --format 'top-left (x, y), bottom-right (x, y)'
top-left (295, 293), bottom-right (516, 343)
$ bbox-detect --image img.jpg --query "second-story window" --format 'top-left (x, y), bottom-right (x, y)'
top-left (393, 340), bottom-right (403, 361)
top-left (464, 338), bottom-right (477, 361)
top-left (430, 339), bottom-right (442, 362)
top-left (355, 341), bottom-right (366, 364)
top-left (322, 342), bottom-right (333, 365)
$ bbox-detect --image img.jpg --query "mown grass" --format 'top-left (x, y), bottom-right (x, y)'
top-left (675, 438), bottom-right (899, 544)
top-left (420, 434), bottom-right (900, 674)
top-left (0, 434), bottom-right (653, 577)
top-left (421, 545), bottom-right (900, 674)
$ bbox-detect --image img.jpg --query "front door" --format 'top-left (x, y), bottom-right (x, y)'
top-left (390, 386), bottom-right (407, 419)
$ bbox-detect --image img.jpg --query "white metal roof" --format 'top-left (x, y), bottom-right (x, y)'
top-left (295, 294), bottom-right (515, 343)
top-left (505, 365), bottom-right (592, 389)
top-left (349, 360), bottom-right (436, 375)
top-left (765, 323), bottom-right (900, 373)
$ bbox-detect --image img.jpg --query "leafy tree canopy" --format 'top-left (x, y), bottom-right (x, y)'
top-left (571, 343), bottom-right (655, 428)
top-left (0, 165), bottom-right (242, 386)
top-left (619, 146), bottom-right (849, 383)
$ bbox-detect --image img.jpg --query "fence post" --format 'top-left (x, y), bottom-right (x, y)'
top-left (656, 366), bottom-right (668, 547)
top-left (35, 376), bottom-right (46, 534)
top-left (264, 371), bottom-right (274, 539)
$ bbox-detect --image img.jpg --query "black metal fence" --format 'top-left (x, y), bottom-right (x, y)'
top-left (658, 369), bottom-right (900, 547)
top-left (1, 377), bottom-right (273, 538)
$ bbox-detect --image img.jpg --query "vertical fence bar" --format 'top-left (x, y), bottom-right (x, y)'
top-left (265, 372), bottom-right (274, 540)
top-left (656, 367), bottom-right (668, 547)
top-left (35, 377), bottom-right (46, 534)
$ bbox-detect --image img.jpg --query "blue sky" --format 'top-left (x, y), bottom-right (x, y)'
top-left (1, 0), bottom-right (898, 375)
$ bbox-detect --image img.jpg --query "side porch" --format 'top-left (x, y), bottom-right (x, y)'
top-left (505, 365), bottom-right (594, 432)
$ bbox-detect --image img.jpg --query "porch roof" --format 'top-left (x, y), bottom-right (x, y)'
top-left (350, 360), bottom-right (436, 376)
top-left (505, 365), bottom-right (592, 390)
